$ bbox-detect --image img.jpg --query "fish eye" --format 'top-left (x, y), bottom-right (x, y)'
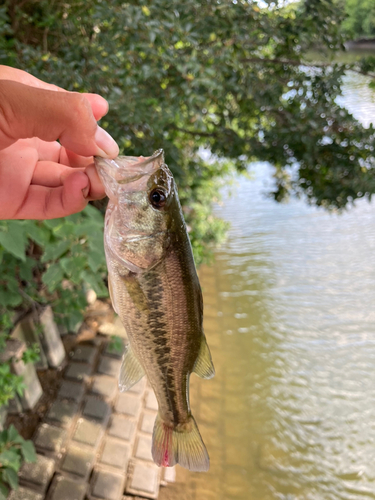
top-left (150, 188), bottom-right (167, 209)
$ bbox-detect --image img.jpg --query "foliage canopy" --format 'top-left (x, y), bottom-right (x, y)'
top-left (2, 0), bottom-right (375, 209)
top-left (0, 425), bottom-right (36, 499)
top-left (341, 0), bottom-right (375, 39)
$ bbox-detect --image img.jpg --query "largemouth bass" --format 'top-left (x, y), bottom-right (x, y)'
top-left (95, 149), bottom-right (214, 472)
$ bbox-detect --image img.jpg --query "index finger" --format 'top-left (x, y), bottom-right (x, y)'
top-left (0, 65), bottom-right (62, 91)
top-left (0, 65), bottom-right (108, 121)
top-left (0, 80), bottom-right (119, 157)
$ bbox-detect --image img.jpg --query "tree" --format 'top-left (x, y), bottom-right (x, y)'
top-left (341, 0), bottom-right (375, 39)
top-left (0, 0), bottom-right (375, 330)
top-left (2, 0), bottom-right (375, 210)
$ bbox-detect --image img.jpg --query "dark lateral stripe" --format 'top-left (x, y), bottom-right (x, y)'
top-left (145, 267), bottom-right (181, 421)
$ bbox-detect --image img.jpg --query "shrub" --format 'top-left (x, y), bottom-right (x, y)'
top-left (0, 425), bottom-right (36, 500)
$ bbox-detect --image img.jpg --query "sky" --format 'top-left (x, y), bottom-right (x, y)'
top-left (256, 0), bottom-right (299, 7)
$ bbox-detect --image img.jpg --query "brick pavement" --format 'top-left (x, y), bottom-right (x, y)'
top-left (15, 329), bottom-right (176, 500)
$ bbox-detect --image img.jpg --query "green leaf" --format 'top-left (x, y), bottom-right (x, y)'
top-left (88, 234), bottom-right (104, 252)
top-left (74, 220), bottom-right (101, 238)
top-left (0, 430), bottom-right (7, 445)
top-left (65, 213), bottom-right (81, 224)
top-left (19, 259), bottom-right (33, 282)
top-left (69, 243), bottom-right (85, 258)
top-left (22, 345), bottom-right (40, 365)
top-left (43, 218), bottom-right (64, 231)
top-left (80, 270), bottom-right (108, 297)
top-left (53, 222), bottom-right (76, 238)
top-left (15, 379), bottom-right (25, 398)
top-left (83, 204), bottom-right (105, 223)
top-left (87, 247), bottom-right (105, 273)
top-left (2, 467), bottom-right (18, 489)
top-left (41, 240), bottom-right (71, 263)
top-left (0, 450), bottom-right (20, 471)
top-left (66, 310), bottom-right (83, 332)
top-left (0, 288), bottom-right (22, 308)
top-left (107, 335), bottom-right (124, 354)
top-left (23, 221), bottom-right (51, 246)
top-left (60, 256), bottom-right (86, 276)
top-left (0, 225), bottom-right (27, 261)
top-left (7, 425), bottom-right (21, 444)
top-left (42, 263), bottom-right (64, 292)
top-left (21, 440), bottom-right (36, 463)
top-left (0, 482), bottom-right (8, 500)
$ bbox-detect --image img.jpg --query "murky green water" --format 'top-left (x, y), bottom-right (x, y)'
top-left (160, 71), bottom-right (375, 500)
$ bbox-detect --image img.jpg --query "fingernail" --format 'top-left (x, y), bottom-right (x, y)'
top-left (82, 185), bottom-right (89, 198)
top-left (95, 126), bottom-right (119, 158)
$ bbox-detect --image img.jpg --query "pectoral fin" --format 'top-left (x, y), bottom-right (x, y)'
top-left (193, 336), bottom-right (215, 379)
top-left (119, 344), bottom-right (145, 391)
top-left (108, 275), bottom-right (118, 314)
top-left (121, 275), bottom-right (149, 314)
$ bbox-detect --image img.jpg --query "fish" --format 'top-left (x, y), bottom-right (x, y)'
top-left (95, 149), bottom-right (215, 472)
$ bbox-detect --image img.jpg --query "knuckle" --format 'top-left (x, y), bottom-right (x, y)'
top-left (69, 93), bottom-right (95, 129)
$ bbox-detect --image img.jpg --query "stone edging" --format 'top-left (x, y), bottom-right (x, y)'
top-left (6, 318), bottom-right (175, 499)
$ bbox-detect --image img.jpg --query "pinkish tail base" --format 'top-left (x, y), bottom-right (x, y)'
top-left (152, 413), bottom-right (209, 472)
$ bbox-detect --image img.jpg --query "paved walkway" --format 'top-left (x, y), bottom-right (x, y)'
top-left (11, 320), bottom-right (175, 500)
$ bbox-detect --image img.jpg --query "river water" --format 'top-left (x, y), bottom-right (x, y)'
top-left (159, 71), bottom-right (375, 500)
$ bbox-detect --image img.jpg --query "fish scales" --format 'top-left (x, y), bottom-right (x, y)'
top-left (95, 150), bottom-right (215, 472)
top-left (110, 252), bottom-right (198, 424)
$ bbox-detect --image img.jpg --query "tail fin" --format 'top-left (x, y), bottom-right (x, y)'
top-left (152, 413), bottom-right (209, 472)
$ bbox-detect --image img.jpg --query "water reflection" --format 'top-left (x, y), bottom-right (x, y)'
top-left (159, 79), bottom-right (375, 500)
top-left (337, 72), bottom-right (375, 127)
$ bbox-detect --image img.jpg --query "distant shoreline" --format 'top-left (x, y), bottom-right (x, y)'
top-left (345, 38), bottom-right (375, 51)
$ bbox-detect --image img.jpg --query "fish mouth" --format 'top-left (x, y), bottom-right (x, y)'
top-left (95, 149), bottom-right (165, 185)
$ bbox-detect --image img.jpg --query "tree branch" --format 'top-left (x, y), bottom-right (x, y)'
top-left (241, 56), bottom-right (375, 78)
top-left (241, 56), bottom-right (326, 67)
top-left (168, 125), bottom-right (218, 138)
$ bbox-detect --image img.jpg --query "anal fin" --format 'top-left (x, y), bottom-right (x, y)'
top-left (193, 335), bottom-right (215, 379)
top-left (119, 344), bottom-right (145, 391)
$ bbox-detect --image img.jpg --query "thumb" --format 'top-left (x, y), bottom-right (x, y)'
top-left (0, 80), bottom-right (119, 157)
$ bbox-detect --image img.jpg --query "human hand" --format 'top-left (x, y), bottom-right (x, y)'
top-left (0, 66), bottom-right (119, 220)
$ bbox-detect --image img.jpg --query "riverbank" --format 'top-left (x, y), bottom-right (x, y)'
top-left (344, 37), bottom-right (375, 51)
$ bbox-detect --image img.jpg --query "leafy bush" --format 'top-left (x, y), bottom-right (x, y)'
top-left (0, 364), bottom-right (24, 411)
top-left (0, 204), bottom-right (107, 335)
top-left (0, 328), bottom-right (40, 411)
top-left (0, 203), bottom-right (100, 498)
top-left (0, 425), bottom-right (36, 500)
